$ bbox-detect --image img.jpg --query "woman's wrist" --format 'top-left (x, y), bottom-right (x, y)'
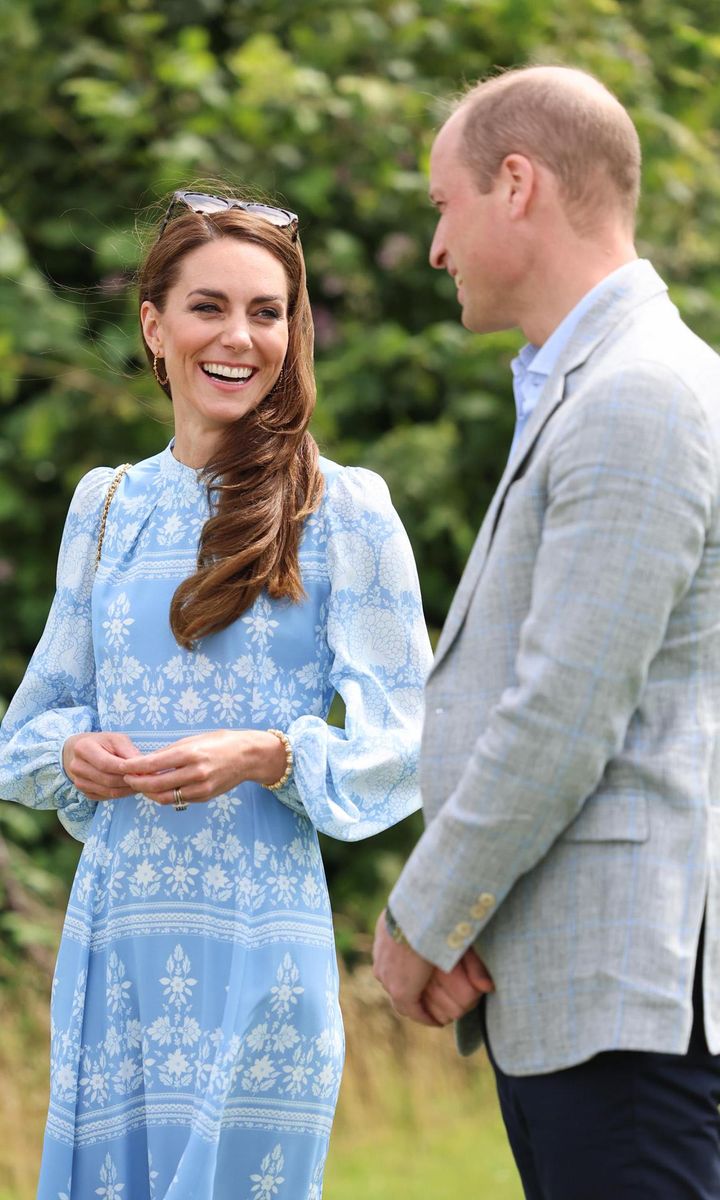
top-left (244, 729), bottom-right (292, 788)
top-left (265, 729), bottom-right (293, 791)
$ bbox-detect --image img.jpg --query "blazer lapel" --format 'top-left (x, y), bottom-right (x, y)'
top-left (431, 260), bottom-right (669, 674)
top-left (432, 371), bottom-right (565, 666)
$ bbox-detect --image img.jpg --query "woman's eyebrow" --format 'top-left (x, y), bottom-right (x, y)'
top-left (186, 289), bottom-right (286, 305)
top-left (186, 288), bottom-right (228, 300)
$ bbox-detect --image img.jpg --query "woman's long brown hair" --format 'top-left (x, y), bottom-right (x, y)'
top-left (138, 207), bottom-right (324, 650)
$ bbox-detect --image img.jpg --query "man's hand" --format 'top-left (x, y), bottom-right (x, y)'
top-left (372, 909), bottom-right (439, 1027)
top-left (421, 947), bottom-right (494, 1026)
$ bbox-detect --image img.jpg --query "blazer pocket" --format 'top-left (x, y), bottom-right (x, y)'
top-left (560, 792), bottom-right (649, 843)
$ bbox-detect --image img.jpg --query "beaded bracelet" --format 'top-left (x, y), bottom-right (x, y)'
top-left (266, 729), bottom-right (294, 792)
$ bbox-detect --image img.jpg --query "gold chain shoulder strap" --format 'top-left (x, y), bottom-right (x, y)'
top-left (95, 463), bottom-right (132, 571)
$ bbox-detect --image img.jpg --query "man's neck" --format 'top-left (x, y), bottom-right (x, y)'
top-left (519, 244), bottom-right (638, 347)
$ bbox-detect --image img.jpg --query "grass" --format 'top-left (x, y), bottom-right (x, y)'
top-left (0, 961), bottom-right (521, 1200)
top-left (326, 963), bottom-right (522, 1199)
top-left (0, 977), bottom-right (50, 1200)
top-left (326, 1092), bottom-right (520, 1199)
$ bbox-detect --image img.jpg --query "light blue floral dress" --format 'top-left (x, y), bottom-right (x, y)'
top-left (0, 443), bottom-right (431, 1200)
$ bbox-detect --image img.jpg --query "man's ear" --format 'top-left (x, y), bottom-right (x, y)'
top-left (500, 153), bottom-right (535, 220)
top-left (140, 300), bottom-right (162, 354)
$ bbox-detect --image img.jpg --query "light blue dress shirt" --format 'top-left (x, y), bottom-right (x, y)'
top-left (509, 260), bottom-right (640, 459)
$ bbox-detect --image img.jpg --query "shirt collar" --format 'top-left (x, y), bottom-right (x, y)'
top-left (512, 259), bottom-right (642, 386)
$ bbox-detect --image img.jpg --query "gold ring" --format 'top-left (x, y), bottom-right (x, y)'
top-left (173, 786), bottom-right (188, 812)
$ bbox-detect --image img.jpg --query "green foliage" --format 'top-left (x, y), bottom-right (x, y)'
top-left (3, 0), bottom-right (720, 961)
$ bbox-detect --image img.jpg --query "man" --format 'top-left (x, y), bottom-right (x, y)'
top-left (373, 65), bottom-right (720, 1198)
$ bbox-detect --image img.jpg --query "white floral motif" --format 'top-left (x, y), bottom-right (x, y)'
top-left (295, 661), bottom-right (320, 689)
top-left (102, 592), bottom-right (134, 648)
top-left (54, 1062), bottom-right (75, 1094)
top-left (272, 1023), bottom-right (300, 1053)
top-left (308, 1159), bottom-right (325, 1200)
top-left (117, 519), bottom-right (142, 553)
top-left (161, 845), bottom-right (199, 897)
top-left (160, 945), bottom-right (197, 1007)
top-left (282, 1047), bottom-right (315, 1095)
top-left (242, 595), bottom-right (279, 645)
top-left (146, 824), bottom-right (171, 856)
top-left (270, 677), bottom-right (303, 724)
top-left (96, 1152), bottom-right (125, 1199)
top-left (328, 529), bottom-right (376, 591)
top-left (113, 1053), bottom-right (143, 1093)
top-left (244, 1054), bottom-right (278, 1091)
top-left (203, 862), bottom-right (232, 901)
top-left (104, 1025), bottom-right (122, 1057)
top-left (160, 1047), bottom-right (193, 1087)
top-left (301, 872), bottom-right (322, 908)
top-left (249, 1144), bottom-right (285, 1199)
top-left (79, 1049), bottom-right (109, 1104)
top-left (345, 604), bottom-right (408, 670)
top-left (270, 955), bottom-right (304, 1014)
top-left (105, 686), bottom-right (136, 726)
top-left (164, 654), bottom-right (187, 684)
top-left (208, 793), bottom-right (243, 822)
top-left (137, 675), bottom-right (170, 728)
top-left (157, 511), bottom-right (185, 545)
top-left (129, 858), bottom-right (160, 896)
top-left (174, 685), bottom-right (208, 724)
top-left (266, 853), bottom-right (298, 904)
top-left (125, 1018), bottom-right (142, 1047)
top-left (106, 951), bottom-right (133, 1013)
top-left (208, 669), bottom-right (247, 722)
top-left (147, 1014), bottom-right (174, 1046)
top-left (99, 654), bottom-right (143, 688)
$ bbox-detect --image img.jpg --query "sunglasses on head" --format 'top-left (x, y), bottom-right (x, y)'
top-left (158, 190), bottom-right (299, 242)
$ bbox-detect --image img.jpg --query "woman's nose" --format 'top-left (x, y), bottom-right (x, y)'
top-left (220, 318), bottom-right (252, 350)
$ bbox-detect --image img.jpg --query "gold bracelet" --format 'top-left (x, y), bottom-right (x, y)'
top-left (266, 729), bottom-right (294, 792)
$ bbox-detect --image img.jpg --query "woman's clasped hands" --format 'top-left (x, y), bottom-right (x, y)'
top-left (63, 729), bottom-right (287, 806)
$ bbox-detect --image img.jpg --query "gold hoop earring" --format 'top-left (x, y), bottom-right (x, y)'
top-left (153, 352), bottom-right (169, 386)
top-left (270, 367), bottom-right (285, 395)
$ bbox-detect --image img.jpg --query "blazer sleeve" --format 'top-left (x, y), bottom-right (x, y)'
top-left (390, 363), bottom-right (717, 969)
top-left (271, 466), bottom-right (433, 840)
top-left (0, 467), bottom-right (114, 842)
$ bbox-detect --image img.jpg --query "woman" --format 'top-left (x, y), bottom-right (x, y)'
top-left (0, 191), bottom-right (432, 1199)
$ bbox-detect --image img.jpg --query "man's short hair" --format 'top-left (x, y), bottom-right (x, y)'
top-left (458, 66), bottom-right (641, 234)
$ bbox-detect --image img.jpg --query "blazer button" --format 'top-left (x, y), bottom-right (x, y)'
top-left (446, 921), bottom-right (473, 949)
top-left (470, 893), bottom-right (495, 919)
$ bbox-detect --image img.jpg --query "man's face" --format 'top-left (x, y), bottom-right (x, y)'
top-left (428, 114), bottom-right (522, 334)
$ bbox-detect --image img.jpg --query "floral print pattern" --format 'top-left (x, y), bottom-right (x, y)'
top-left (0, 445), bottom-right (431, 1198)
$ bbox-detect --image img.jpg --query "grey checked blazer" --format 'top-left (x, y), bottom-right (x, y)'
top-left (390, 260), bottom-right (720, 1075)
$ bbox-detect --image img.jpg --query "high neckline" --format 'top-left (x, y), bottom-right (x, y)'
top-left (159, 440), bottom-right (206, 484)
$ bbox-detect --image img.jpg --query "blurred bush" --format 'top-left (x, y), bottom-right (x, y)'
top-left (3, 0), bottom-right (720, 964)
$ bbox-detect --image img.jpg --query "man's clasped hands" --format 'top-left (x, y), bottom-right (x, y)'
top-left (372, 907), bottom-right (494, 1029)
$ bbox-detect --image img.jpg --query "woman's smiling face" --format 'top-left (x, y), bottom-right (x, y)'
top-left (141, 237), bottom-right (290, 446)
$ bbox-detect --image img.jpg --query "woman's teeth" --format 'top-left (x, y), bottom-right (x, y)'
top-left (201, 363), bottom-right (254, 381)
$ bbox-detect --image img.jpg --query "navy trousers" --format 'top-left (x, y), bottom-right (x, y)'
top-left (486, 943), bottom-right (720, 1199)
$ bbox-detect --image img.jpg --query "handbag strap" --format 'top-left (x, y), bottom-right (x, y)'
top-left (95, 463), bottom-right (132, 570)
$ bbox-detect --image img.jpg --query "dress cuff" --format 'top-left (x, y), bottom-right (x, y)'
top-left (268, 772), bottom-right (307, 818)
